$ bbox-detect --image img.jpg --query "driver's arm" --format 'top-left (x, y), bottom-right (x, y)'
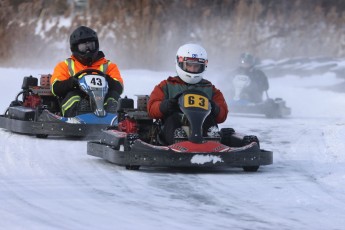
top-left (211, 86), bottom-right (229, 123)
top-left (50, 62), bottom-right (78, 98)
top-left (256, 70), bottom-right (269, 91)
top-left (147, 82), bottom-right (166, 119)
top-left (105, 63), bottom-right (124, 97)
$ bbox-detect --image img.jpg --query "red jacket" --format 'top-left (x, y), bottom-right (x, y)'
top-left (147, 76), bottom-right (228, 123)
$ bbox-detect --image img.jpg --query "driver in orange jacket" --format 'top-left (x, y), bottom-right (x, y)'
top-left (50, 26), bottom-right (124, 117)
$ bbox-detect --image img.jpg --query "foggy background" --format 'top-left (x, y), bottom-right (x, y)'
top-left (1, 0), bottom-right (345, 76)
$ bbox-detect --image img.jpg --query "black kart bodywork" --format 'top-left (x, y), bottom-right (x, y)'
top-left (0, 110), bottom-right (113, 138)
top-left (87, 129), bottom-right (273, 171)
top-left (87, 90), bottom-right (273, 171)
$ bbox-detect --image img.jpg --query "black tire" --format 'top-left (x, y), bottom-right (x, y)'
top-left (242, 135), bottom-right (260, 148)
top-left (243, 166), bottom-right (259, 172)
top-left (220, 128), bottom-right (235, 136)
top-left (265, 110), bottom-right (282, 118)
top-left (264, 100), bottom-right (282, 118)
top-left (36, 134), bottom-right (48, 138)
top-left (126, 165), bottom-right (140, 170)
top-left (220, 128), bottom-right (235, 145)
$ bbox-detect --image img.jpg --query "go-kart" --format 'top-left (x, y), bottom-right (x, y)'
top-left (87, 89), bottom-right (273, 171)
top-left (0, 69), bottom-right (117, 138)
top-left (229, 74), bottom-right (291, 118)
top-left (229, 96), bottom-right (291, 118)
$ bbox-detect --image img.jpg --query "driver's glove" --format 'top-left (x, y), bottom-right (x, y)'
top-left (66, 77), bottom-right (79, 90)
top-left (210, 100), bottom-right (220, 117)
top-left (105, 74), bottom-right (124, 96)
top-left (105, 74), bottom-right (115, 85)
top-left (159, 98), bottom-right (179, 115)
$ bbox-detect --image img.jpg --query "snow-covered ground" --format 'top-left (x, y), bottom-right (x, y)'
top-left (0, 64), bottom-right (345, 230)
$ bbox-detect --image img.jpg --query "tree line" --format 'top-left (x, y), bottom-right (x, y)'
top-left (0, 0), bottom-right (344, 70)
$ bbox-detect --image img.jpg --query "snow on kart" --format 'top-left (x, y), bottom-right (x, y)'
top-left (87, 90), bottom-right (273, 171)
top-left (229, 74), bottom-right (291, 118)
top-left (0, 69), bottom-right (117, 138)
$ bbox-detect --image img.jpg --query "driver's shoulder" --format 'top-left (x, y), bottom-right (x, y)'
top-left (166, 76), bottom-right (184, 84)
top-left (91, 56), bottom-right (109, 66)
top-left (53, 59), bottom-right (70, 73)
top-left (199, 78), bottom-right (213, 86)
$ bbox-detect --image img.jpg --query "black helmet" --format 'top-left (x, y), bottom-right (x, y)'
top-left (240, 52), bottom-right (255, 67)
top-left (70, 26), bottom-right (99, 66)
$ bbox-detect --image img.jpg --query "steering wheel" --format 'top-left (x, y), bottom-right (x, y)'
top-left (73, 69), bottom-right (106, 79)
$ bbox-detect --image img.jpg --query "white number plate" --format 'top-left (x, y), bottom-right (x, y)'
top-left (84, 75), bottom-right (106, 88)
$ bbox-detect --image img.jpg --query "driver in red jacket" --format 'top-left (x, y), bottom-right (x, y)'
top-left (50, 26), bottom-right (124, 117)
top-left (147, 43), bottom-right (228, 145)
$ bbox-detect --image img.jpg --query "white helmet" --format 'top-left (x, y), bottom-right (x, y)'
top-left (176, 43), bottom-right (208, 84)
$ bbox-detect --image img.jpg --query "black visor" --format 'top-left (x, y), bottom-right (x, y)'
top-left (177, 56), bottom-right (206, 74)
top-left (78, 41), bottom-right (96, 53)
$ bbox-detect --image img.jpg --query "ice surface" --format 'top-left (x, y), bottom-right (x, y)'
top-left (0, 62), bottom-right (345, 230)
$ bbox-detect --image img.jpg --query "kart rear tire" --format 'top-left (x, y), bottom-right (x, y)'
top-left (265, 111), bottom-right (282, 118)
top-left (126, 165), bottom-right (140, 170)
top-left (242, 166), bottom-right (259, 172)
top-left (264, 102), bottom-right (282, 118)
top-left (220, 128), bottom-right (235, 146)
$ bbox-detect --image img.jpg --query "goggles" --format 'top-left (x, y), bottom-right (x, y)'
top-left (78, 41), bottom-right (96, 53)
top-left (177, 56), bottom-right (207, 74)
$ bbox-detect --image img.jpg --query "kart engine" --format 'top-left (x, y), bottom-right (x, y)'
top-left (118, 118), bottom-right (138, 134)
top-left (116, 95), bottom-right (154, 143)
top-left (20, 75), bottom-right (58, 111)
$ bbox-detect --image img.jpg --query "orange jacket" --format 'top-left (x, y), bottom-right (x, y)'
top-left (50, 55), bottom-right (123, 97)
top-left (147, 76), bottom-right (228, 123)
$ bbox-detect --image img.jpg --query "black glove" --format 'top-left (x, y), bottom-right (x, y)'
top-left (105, 74), bottom-right (114, 85)
top-left (210, 100), bottom-right (220, 116)
top-left (52, 77), bottom-right (79, 98)
top-left (67, 77), bottom-right (79, 89)
top-left (159, 98), bottom-right (179, 115)
top-left (105, 74), bottom-right (123, 94)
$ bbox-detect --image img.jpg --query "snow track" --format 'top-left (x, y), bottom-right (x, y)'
top-left (1, 116), bottom-right (345, 230)
top-left (1, 68), bottom-right (345, 229)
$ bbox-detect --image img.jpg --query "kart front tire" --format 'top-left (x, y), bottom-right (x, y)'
top-left (36, 134), bottom-right (48, 138)
top-left (242, 166), bottom-right (259, 172)
top-left (126, 165), bottom-right (140, 170)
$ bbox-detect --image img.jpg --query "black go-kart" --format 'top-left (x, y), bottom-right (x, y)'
top-left (87, 89), bottom-right (273, 171)
top-left (0, 69), bottom-right (117, 138)
top-left (229, 74), bottom-right (291, 118)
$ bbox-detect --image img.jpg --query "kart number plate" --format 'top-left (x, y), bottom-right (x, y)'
top-left (84, 75), bottom-right (106, 88)
top-left (183, 94), bottom-right (209, 110)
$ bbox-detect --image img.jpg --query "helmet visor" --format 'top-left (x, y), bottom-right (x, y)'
top-left (177, 56), bottom-right (206, 74)
top-left (78, 41), bottom-right (96, 53)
